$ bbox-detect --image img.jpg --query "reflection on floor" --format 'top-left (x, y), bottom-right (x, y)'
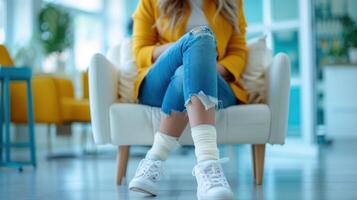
top-left (1, 140), bottom-right (357, 200)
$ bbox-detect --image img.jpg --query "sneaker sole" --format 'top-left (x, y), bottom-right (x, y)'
top-left (129, 187), bottom-right (156, 196)
top-left (128, 180), bottom-right (157, 196)
top-left (197, 194), bottom-right (234, 200)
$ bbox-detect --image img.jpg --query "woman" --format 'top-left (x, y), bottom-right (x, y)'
top-left (129, 0), bottom-right (247, 199)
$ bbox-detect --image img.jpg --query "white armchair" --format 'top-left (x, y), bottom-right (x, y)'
top-left (88, 45), bottom-right (290, 186)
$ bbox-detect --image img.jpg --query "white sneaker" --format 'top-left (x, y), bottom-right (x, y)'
top-left (193, 158), bottom-right (234, 200)
top-left (128, 158), bottom-right (163, 196)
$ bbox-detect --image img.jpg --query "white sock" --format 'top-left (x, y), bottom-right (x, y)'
top-left (146, 131), bottom-right (180, 161)
top-left (191, 124), bottom-right (219, 162)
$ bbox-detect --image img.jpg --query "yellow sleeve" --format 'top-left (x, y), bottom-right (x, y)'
top-left (218, 0), bottom-right (248, 82)
top-left (132, 0), bottom-right (158, 70)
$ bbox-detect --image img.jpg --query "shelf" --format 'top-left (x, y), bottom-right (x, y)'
top-left (322, 64), bottom-right (357, 68)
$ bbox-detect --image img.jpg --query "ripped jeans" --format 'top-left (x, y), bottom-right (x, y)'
top-left (138, 26), bottom-right (238, 116)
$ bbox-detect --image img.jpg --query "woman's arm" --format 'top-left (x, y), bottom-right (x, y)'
top-left (217, 0), bottom-right (248, 82)
top-left (217, 63), bottom-right (234, 82)
top-left (132, 0), bottom-right (158, 69)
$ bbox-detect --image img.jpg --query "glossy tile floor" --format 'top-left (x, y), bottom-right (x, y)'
top-left (1, 140), bottom-right (357, 200)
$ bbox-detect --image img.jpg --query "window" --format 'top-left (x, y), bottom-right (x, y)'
top-left (271, 0), bottom-right (299, 22)
top-left (288, 86), bottom-right (301, 137)
top-left (43, 0), bottom-right (126, 72)
top-left (244, 0), bottom-right (263, 25)
top-left (247, 32), bottom-right (263, 40)
top-left (43, 0), bottom-right (104, 72)
top-left (107, 0), bottom-right (126, 44)
top-left (74, 15), bottom-right (103, 71)
top-left (0, 0), bottom-right (5, 43)
top-left (273, 30), bottom-right (300, 76)
top-left (44, 0), bottom-right (102, 12)
top-left (244, 0), bottom-right (304, 138)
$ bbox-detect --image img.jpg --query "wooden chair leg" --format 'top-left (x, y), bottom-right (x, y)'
top-left (252, 144), bottom-right (266, 185)
top-left (251, 145), bottom-right (257, 180)
top-left (116, 145), bottom-right (130, 185)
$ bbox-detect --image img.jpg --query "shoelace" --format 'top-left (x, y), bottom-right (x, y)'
top-left (135, 159), bottom-right (163, 182)
top-left (192, 158), bottom-right (230, 190)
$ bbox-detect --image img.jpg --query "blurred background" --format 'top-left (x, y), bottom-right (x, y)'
top-left (1, 0), bottom-right (357, 199)
top-left (1, 0), bottom-right (357, 148)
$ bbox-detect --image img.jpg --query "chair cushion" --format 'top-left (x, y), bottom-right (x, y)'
top-left (61, 98), bottom-right (91, 122)
top-left (241, 36), bottom-right (273, 103)
top-left (109, 104), bottom-right (271, 145)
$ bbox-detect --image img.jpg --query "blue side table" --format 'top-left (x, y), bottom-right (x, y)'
top-left (0, 67), bottom-right (36, 170)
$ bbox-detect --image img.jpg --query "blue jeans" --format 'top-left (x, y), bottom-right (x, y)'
top-left (139, 26), bottom-right (238, 116)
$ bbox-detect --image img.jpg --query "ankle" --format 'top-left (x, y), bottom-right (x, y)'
top-left (197, 158), bottom-right (218, 163)
top-left (146, 131), bottom-right (180, 161)
top-left (145, 153), bottom-right (163, 161)
top-left (191, 125), bottom-right (219, 162)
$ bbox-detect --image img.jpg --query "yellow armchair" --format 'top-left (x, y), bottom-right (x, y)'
top-left (1, 44), bottom-right (91, 158)
top-left (53, 76), bottom-right (90, 123)
top-left (82, 71), bottom-right (89, 99)
top-left (1, 44), bottom-right (90, 126)
top-left (10, 76), bottom-right (62, 124)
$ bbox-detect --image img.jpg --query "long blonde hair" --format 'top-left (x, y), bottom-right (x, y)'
top-left (156, 0), bottom-right (239, 32)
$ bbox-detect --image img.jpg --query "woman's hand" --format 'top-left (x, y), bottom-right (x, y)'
top-left (216, 63), bottom-right (234, 82)
top-left (152, 42), bottom-right (175, 62)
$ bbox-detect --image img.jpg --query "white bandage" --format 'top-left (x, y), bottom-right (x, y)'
top-left (191, 124), bottom-right (219, 162)
top-left (146, 132), bottom-right (180, 161)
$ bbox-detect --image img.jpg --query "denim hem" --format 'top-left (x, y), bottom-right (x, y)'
top-left (184, 91), bottom-right (223, 111)
top-left (160, 109), bottom-right (187, 117)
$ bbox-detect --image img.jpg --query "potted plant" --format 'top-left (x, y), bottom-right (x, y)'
top-left (341, 15), bottom-right (357, 64)
top-left (37, 4), bottom-right (73, 73)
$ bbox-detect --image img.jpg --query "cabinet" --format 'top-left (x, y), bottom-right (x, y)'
top-left (324, 65), bottom-right (357, 138)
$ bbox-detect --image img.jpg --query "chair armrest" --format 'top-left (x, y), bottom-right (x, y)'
top-left (89, 53), bottom-right (119, 144)
top-left (266, 53), bottom-right (291, 144)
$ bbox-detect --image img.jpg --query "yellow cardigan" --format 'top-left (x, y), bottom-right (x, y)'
top-left (132, 0), bottom-right (248, 103)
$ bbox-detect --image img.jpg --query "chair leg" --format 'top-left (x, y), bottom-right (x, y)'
top-left (251, 145), bottom-right (257, 180)
top-left (26, 80), bottom-right (36, 168)
top-left (116, 145), bottom-right (130, 185)
top-left (46, 124), bottom-right (52, 155)
top-left (80, 124), bottom-right (87, 153)
top-left (252, 144), bottom-right (266, 185)
top-left (4, 78), bottom-right (11, 163)
top-left (0, 81), bottom-right (3, 163)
